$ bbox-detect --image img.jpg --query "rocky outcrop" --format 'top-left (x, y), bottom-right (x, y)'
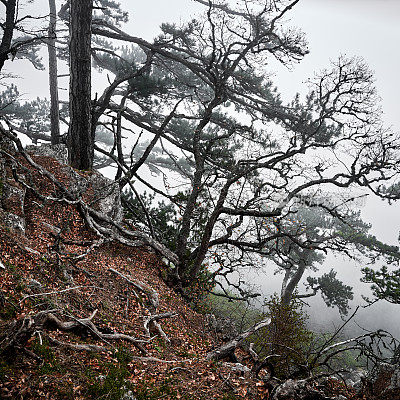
top-left (0, 143), bottom-right (123, 234)
top-left (0, 137), bottom-right (26, 233)
top-left (206, 313), bottom-right (239, 341)
top-left (25, 143), bottom-right (68, 165)
top-left (85, 172), bottom-right (123, 224)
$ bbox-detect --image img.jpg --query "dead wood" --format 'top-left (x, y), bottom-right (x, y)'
top-left (206, 317), bottom-right (271, 362)
top-left (46, 335), bottom-right (108, 352)
top-left (109, 267), bottom-right (159, 310)
top-left (47, 336), bottom-right (186, 364)
top-left (109, 267), bottom-right (176, 343)
top-left (0, 309), bottom-right (148, 358)
top-left (143, 312), bottom-right (178, 343)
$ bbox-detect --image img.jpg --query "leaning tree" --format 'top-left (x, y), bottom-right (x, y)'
top-left (90, 0), bottom-right (400, 295)
top-left (2, 0), bottom-right (400, 302)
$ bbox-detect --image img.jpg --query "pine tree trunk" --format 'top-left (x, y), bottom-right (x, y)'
top-left (0, 0), bottom-right (16, 72)
top-left (48, 0), bottom-right (60, 145)
top-left (281, 250), bottom-right (311, 305)
top-left (68, 0), bottom-right (93, 170)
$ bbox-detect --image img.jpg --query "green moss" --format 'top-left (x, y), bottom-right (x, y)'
top-left (221, 392), bottom-right (238, 400)
top-left (0, 301), bottom-right (17, 320)
top-left (86, 346), bottom-right (133, 400)
top-left (53, 384), bottom-right (74, 400)
top-left (32, 338), bottom-right (64, 374)
top-left (134, 377), bottom-right (179, 400)
top-left (86, 363), bottom-right (133, 400)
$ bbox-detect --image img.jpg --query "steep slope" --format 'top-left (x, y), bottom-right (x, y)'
top-left (0, 140), bottom-right (389, 400)
top-left (0, 142), bottom-right (270, 400)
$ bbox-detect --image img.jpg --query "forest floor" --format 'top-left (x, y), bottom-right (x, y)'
top-left (0, 151), bottom-right (386, 399)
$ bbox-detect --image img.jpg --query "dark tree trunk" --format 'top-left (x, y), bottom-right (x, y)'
top-left (281, 251), bottom-right (311, 305)
top-left (48, 0), bottom-right (60, 144)
top-left (188, 180), bottom-right (232, 281)
top-left (115, 95), bottom-right (127, 181)
top-left (174, 100), bottom-right (220, 280)
top-left (0, 0), bottom-right (16, 72)
top-left (68, 0), bottom-right (93, 170)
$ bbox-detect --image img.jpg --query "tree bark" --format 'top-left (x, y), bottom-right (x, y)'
top-left (189, 179), bottom-right (232, 280)
top-left (281, 250), bottom-right (311, 305)
top-left (0, 0), bottom-right (17, 72)
top-left (207, 317), bottom-right (271, 361)
top-left (68, 0), bottom-right (93, 170)
top-left (48, 0), bottom-right (60, 144)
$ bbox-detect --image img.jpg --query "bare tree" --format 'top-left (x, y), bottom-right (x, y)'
top-left (91, 1), bottom-right (400, 293)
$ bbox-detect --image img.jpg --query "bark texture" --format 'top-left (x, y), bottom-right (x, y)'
top-left (47, 0), bottom-right (60, 144)
top-left (0, 0), bottom-right (16, 71)
top-left (68, 0), bottom-right (93, 170)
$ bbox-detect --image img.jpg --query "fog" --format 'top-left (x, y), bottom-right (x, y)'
top-left (4, 0), bottom-right (400, 337)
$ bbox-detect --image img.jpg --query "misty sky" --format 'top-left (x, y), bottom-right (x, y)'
top-left (5, 0), bottom-right (400, 332)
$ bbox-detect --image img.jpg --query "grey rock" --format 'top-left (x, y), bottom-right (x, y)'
top-left (120, 389), bottom-right (136, 400)
top-left (0, 135), bottom-right (16, 154)
top-left (1, 184), bottom-right (26, 223)
top-left (0, 260), bottom-right (5, 269)
top-left (342, 368), bottom-right (366, 389)
top-left (206, 313), bottom-right (238, 340)
top-left (273, 379), bottom-right (307, 399)
top-left (26, 143), bottom-right (68, 165)
top-left (0, 157), bottom-right (26, 233)
top-left (87, 172), bottom-right (123, 223)
top-left (389, 367), bottom-right (400, 390)
top-left (3, 212), bottom-right (25, 233)
top-left (26, 144), bottom-right (124, 225)
top-left (222, 362), bottom-right (251, 376)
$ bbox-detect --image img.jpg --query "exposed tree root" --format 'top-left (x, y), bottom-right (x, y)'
top-left (143, 312), bottom-right (178, 343)
top-left (46, 335), bottom-right (108, 353)
top-left (109, 267), bottom-right (177, 343)
top-left (109, 267), bottom-right (159, 310)
top-left (45, 336), bottom-right (188, 364)
top-left (0, 309), bottom-right (148, 357)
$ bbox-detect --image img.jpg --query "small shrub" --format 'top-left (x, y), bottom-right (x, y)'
top-left (0, 360), bottom-right (12, 382)
top-left (0, 299), bottom-right (17, 320)
top-left (32, 338), bottom-right (63, 374)
top-left (115, 346), bottom-right (133, 364)
top-left (252, 295), bottom-right (312, 379)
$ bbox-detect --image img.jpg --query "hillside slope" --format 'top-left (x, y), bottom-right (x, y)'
top-left (0, 140), bottom-right (395, 400)
top-left (0, 142), bottom-right (271, 399)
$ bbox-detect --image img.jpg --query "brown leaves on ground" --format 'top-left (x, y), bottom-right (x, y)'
top-left (0, 153), bottom-right (269, 399)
